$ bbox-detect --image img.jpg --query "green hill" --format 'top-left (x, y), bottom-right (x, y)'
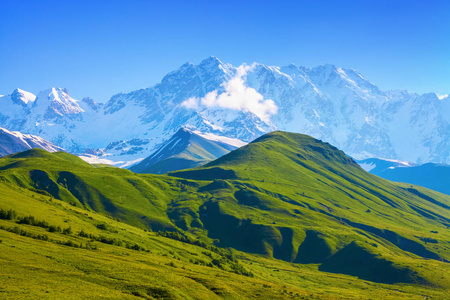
top-left (1, 131), bottom-right (450, 298)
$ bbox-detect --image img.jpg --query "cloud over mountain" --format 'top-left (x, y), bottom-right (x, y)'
top-left (182, 64), bottom-right (278, 122)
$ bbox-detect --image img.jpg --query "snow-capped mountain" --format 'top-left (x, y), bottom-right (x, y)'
top-left (0, 127), bottom-right (64, 157)
top-left (0, 87), bottom-right (102, 152)
top-left (130, 127), bottom-right (243, 174)
top-left (0, 57), bottom-right (449, 165)
top-left (358, 157), bottom-right (450, 195)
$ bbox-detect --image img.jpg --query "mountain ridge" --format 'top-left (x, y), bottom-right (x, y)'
top-left (1, 56), bottom-right (448, 165)
top-left (0, 127), bottom-right (64, 157)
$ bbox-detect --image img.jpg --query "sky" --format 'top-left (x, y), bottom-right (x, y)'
top-left (0, 0), bottom-right (449, 102)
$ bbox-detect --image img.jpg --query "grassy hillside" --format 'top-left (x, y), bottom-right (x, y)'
top-left (1, 131), bottom-right (450, 298)
top-left (0, 181), bottom-right (447, 299)
top-left (170, 132), bottom-right (450, 284)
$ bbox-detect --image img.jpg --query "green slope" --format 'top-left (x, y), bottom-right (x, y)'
top-left (1, 132), bottom-right (450, 298)
top-left (170, 131), bottom-right (450, 284)
top-left (2, 180), bottom-right (446, 299)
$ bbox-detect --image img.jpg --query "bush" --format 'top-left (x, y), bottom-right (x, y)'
top-left (17, 215), bottom-right (49, 229)
top-left (48, 225), bottom-right (62, 233)
top-left (85, 242), bottom-right (98, 250)
top-left (167, 261), bottom-right (176, 268)
top-left (4, 226), bottom-right (50, 242)
top-left (0, 208), bottom-right (17, 220)
top-left (62, 226), bottom-right (73, 235)
top-left (96, 223), bottom-right (108, 230)
top-left (79, 229), bottom-right (90, 238)
top-left (60, 240), bottom-right (80, 248)
top-left (126, 243), bottom-right (143, 251)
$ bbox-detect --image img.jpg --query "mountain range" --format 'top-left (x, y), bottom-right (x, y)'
top-left (1, 57), bottom-right (449, 166)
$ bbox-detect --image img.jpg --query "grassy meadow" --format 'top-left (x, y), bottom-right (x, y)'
top-left (1, 132), bottom-right (450, 298)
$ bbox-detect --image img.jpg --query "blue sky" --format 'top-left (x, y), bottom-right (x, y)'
top-left (0, 0), bottom-right (448, 101)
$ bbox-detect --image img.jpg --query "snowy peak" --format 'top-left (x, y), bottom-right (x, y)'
top-left (198, 56), bottom-right (234, 74)
top-left (0, 127), bottom-right (64, 157)
top-left (33, 87), bottom-right (84, 117)
top-left (11, 88), bottom-right (36, 106)
top-left (159, 56), bottom-right (235, 96)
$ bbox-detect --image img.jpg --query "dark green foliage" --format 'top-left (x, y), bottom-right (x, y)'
top-left (126, 243), bottom-right (143, 251)
top-left (59, 240), bottom-right (80, 248)
top-left (96, 235), bottom-right (122, 246)
top-left (96, 223), bottom-right (108, 230)
top-left (62, 226), bottom-right (72, 235)
top-left (48, 225), bottom-right (62, 233)
top-left (15, 214), bottom-right (75, 238)
top-left (0, 210), bottom-right (139, 252)
top-left (0, 208), bottom-right (16, 220)
top-left (17, 215), bottom-right (49, 229)
top-left (78, 229), bottom-right (89, 238)
top-left (0, 225), bottom-right (49, 242)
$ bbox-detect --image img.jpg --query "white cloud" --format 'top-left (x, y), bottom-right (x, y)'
top-left (181, 64), bottom-right (278, 122)
top-left (437, 94), bottom-right (448, 100)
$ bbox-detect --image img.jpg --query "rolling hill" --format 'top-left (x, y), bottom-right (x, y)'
top-left (1, 131), bottom-right (450, 298)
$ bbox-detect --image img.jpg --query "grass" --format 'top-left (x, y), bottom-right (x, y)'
top-left (0, 132), bottom-right (450, 298)
top-left (0, 183), bottom-right (447, 299)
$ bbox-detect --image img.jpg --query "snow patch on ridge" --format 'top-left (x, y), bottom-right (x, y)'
top-left (192, 130), bottom-right (247, 148)
top-left (79, 154), bottom-right (144, 168)
top-left (16, 89), bottom-right (36, 104)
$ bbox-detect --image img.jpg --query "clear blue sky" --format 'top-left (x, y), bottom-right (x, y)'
top-left (0, 0), bottom-right (449, 102)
